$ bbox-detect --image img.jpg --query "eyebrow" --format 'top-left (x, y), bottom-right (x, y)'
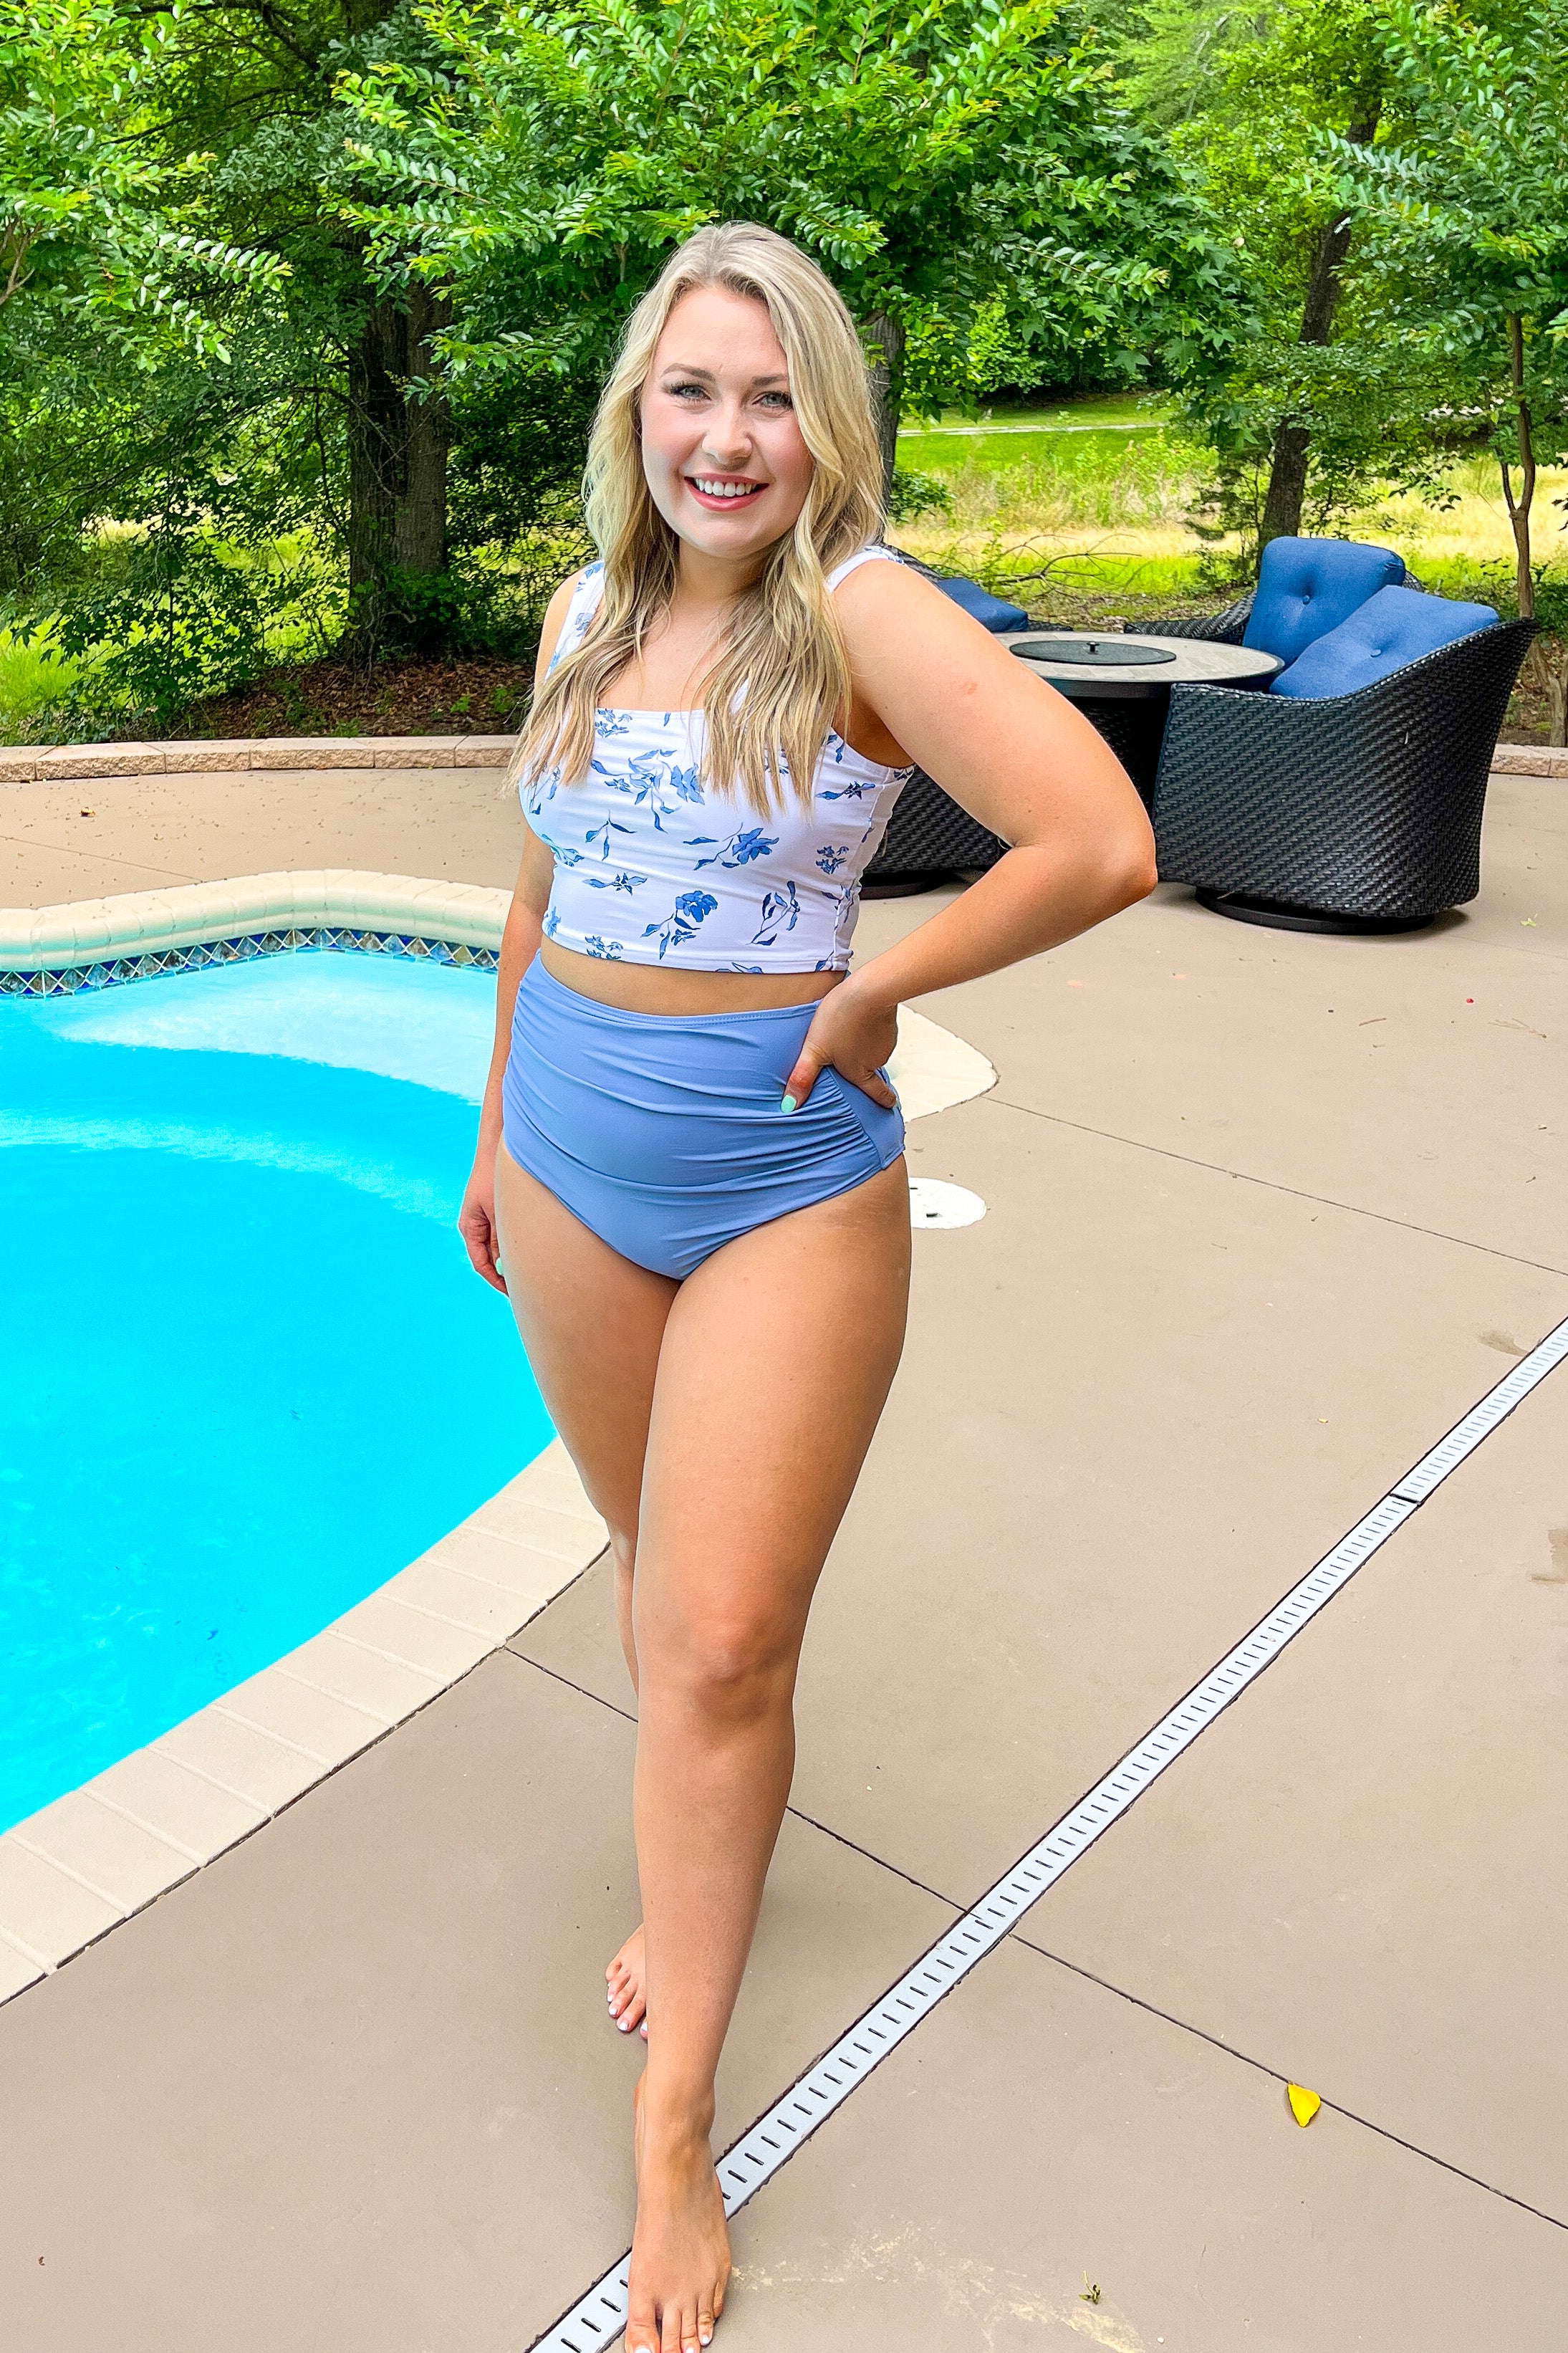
top-left (658, 363), bottom-right (790, 388)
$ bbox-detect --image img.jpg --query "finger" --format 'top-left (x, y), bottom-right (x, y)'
top-left (780, 1044), bottom-right (824, 1110)
top-left (458, 1211), bottom-right (508, 1294)
top-left (852, 1068), bottom-right (900, 1111)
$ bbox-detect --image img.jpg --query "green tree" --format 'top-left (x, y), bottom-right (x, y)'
top-left (1337, 0), bottom-right (1568, 620)
top-left (0, 0), bottom-right (285, 348)
top-left (1121, 0), bottom-right (1435, 553)
top-left (145, 0), bottom-right (470, 654)
top-left (334, 0), bottom-right (1244, 504)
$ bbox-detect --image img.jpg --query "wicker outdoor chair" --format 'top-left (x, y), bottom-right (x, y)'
top-left (1140, 591), bottom-right (1255, 644)
top-left (1150, 616), bottom-right (1537, 933)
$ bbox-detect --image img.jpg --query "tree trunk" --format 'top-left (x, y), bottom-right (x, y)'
top-left (344, 279), bottom-right (451, 658)
top-left (1259, 105), bottom-right (1379, 549)
top-left (1499, 312), bottom-right (1536, 621)
top-left (862, 310), bottom-right (905, 516)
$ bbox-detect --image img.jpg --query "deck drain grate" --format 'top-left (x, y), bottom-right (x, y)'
top-left (526, 1314), bottom-right (1568, 2351)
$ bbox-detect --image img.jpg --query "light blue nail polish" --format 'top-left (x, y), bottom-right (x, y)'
top-left (780, 1093), bottom-right (797, 1113)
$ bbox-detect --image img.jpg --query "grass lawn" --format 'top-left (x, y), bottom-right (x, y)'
top-left (4, 396), bottom-right (1562, 747)
top-left (899, 391), bottom-right (1175, 436)
top-left (888, 408), bottom-right (1567, 738)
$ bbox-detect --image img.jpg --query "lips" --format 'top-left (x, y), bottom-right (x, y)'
top-left (686, 476), bottom-right (767, 511)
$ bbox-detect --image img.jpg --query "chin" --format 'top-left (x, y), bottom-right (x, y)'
top-left (678, 501), bottom-right (786, 554)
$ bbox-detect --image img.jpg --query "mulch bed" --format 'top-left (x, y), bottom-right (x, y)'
top-left (160, 653), bottom-right (534, 742)
top-left (124, 598), bottom-right (1559, 748)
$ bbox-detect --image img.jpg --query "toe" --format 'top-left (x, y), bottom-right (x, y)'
top-left (624, 2299), bottom-right (657, 2353)
top-left (660, 2301), bottom-right (688, 2353)
top-left (696, 2303), bottom-right (716, 2347)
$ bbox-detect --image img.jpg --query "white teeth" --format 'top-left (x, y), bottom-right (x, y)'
top-left (692, 479), bottom-right (759, 499)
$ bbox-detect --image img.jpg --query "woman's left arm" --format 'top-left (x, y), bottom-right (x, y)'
top-left (784, 560), bottom-right (1158, 1109)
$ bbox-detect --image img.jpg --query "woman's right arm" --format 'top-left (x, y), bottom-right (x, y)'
top-left (456, 572), bottom-right (580, 1292)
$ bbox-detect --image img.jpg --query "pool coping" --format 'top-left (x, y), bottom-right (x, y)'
top-left (0, 872), bottom-right (996, 2003)
top-left (0, 734), bottom-right (518, 785)
top-left (0, 868), bottom-right (509, 985)
top-left (0, 1444), bottom-right (611, 2005)
top-left (1, 729), bottom-right (1565, 781)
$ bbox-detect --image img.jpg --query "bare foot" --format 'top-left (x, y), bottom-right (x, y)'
top-left (625, 2079), bottom-right (730, 2352)
top-left (607, 1922), bottom-right (649, 2039)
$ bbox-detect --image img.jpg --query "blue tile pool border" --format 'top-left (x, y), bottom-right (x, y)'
top-left (1, 929), bottom-right (501, 998)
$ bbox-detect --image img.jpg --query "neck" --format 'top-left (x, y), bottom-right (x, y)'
top-left (673, 538), bottom-right (772, 610)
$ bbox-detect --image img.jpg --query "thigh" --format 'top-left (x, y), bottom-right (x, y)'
top-left (634, 1157), bottom-right (911, 1663)
top-left (494, 1139), bottom-right (677, 1538)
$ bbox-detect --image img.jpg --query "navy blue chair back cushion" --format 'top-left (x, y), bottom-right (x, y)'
top-left (1271, 585), bottom-right (1498, 699)
top-left (935, 575), bottom-right (1030, 633)
top-left (1242, 537), bottom-right (1405, 666)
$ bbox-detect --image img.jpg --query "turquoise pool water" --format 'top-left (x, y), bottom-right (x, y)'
top-left (0, 954), bottom-right (553, 1834)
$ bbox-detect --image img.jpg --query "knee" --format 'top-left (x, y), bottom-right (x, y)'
top-left (607, 1526), bottom-right (637, 1583)
top-left (654, 1609), bottom-right (797, 1723)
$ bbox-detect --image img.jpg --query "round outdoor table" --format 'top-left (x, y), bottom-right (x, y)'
top-left (999, 631), bottom-right (1284, 802)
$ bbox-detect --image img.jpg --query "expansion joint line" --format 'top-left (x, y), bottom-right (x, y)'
top-left (527, 1316), bottom-right (1568, 2353)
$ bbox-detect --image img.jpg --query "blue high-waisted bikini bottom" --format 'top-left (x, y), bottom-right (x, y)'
top-left (501, 957), bottom-right (905, 1280)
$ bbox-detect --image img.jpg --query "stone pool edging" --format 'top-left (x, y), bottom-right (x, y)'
top-left (0, 868), bottom-right (511, 989)
top-left (0, 873), bottom-right (996, 2000)
top-left (0, 734), bottom-right (516, 785)
top-left (1486, 744), bottom-right (1568, 779)
top-left (0, 1442), bottom-right (610, 2005)
top-left (2, 729), bottom-right (1564, 785)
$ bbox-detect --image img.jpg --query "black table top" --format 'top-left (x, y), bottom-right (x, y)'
top-left (1000, 630), bottom-right (1283, 700)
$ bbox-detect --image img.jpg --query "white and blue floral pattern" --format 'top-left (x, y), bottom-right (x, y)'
top-left (644, 888), bottom-right (719, 958)
top-left (521, 548), bottom-right (913, 971)
top-left (687, 825), bottom-right (777, 870)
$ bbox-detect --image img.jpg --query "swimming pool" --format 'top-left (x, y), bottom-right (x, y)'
top-left (0, 956), bottom-right (554, 1834)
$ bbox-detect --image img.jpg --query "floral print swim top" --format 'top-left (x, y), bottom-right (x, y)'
top-left (519, 546), bottom-right (915, 972)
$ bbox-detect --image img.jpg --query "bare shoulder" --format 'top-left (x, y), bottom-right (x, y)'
top-left (831, 551), bottom-right (949, 626)
top-left (832, 552), bottom-right (1019, 696)
top-left (533, 565), bottom-right (596, 686)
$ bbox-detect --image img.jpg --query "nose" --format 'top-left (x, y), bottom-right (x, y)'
top-left (700, 396), bottom-right (754, 471)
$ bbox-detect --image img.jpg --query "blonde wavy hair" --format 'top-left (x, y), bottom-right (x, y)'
top-left (510, 221), bottom-right (885, 817)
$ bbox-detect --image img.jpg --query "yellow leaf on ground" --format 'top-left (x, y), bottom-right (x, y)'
top-left (1287, 2083), bottom-right (1322, 2127)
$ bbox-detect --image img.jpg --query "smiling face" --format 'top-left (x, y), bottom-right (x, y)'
top-left (638, 284), bottom-right (815, 565)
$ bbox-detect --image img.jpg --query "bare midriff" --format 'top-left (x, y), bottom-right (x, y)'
top-left (540, 939), bottom-right (843, 1015)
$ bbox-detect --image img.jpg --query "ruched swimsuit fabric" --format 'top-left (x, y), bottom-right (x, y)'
top-left (502, 959), bottom-right (905, 1280)
top-left (501, 547), bottom-right (911, 1276)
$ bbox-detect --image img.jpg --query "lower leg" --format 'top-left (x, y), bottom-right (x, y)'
top-left (605, 1528), bottom-right (650, 2037)
top-left (635, 1640), bottom-right (799, 2125)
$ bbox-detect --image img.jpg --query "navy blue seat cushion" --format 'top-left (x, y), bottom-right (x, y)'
top-left (1271, 585), bottom-right (1498, 699)
top-left (934, 575), bottom-right (1029, 633)
top-left (1243, 537), bottom-right (1405, 666)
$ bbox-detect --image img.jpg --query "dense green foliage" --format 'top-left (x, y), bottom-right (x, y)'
top-left (1, 0), bottom-right (1564, 737)
top-left (335, 0), bottom-right (1241, 413)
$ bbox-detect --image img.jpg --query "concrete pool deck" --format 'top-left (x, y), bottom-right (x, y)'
top-left (1, 753), bottom-right (1565, 2348)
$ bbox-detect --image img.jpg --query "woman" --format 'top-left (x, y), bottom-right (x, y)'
top-left (459, 221), bottom-right (1154, 2353)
